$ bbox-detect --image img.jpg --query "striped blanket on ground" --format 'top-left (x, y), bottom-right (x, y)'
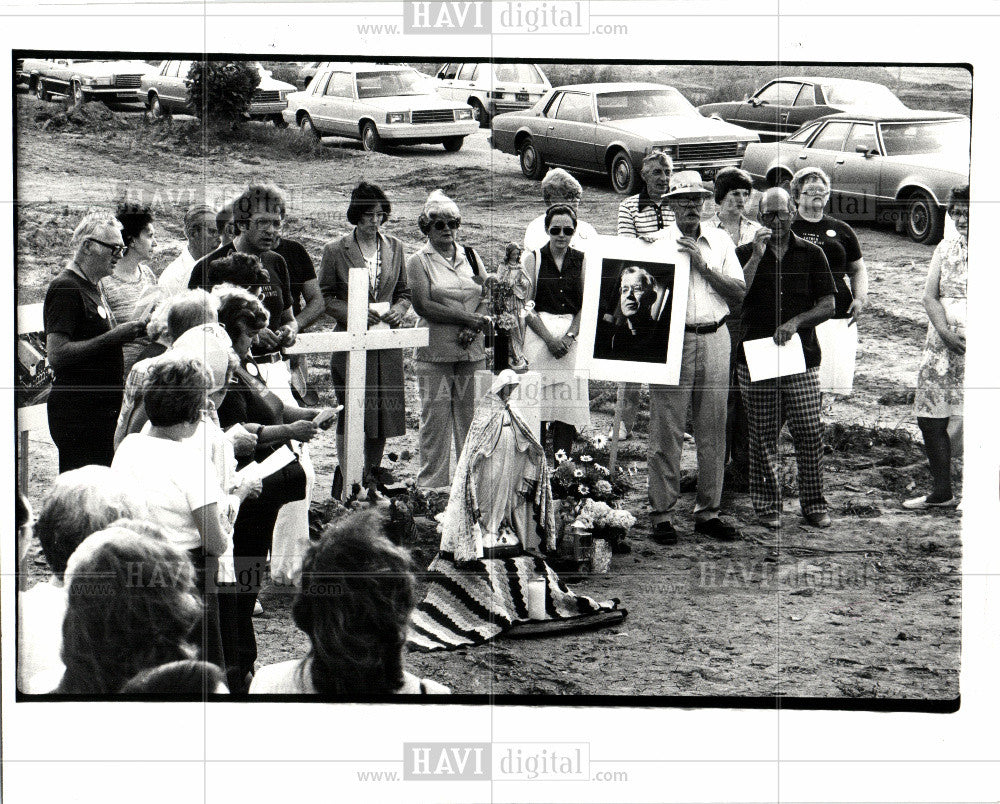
top-left (408, 553), bottom-right (620, 652)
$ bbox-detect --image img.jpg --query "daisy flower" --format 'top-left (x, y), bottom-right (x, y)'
top-left (554, 449), bottom-right (569, 463)
top-left (580, 454), bottom-right (593, 463)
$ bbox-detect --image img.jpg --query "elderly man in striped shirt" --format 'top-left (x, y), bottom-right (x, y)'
top-left (617, 150), bottom-right (675, 240)
top-left (612, 151), bottom-right (676, 441)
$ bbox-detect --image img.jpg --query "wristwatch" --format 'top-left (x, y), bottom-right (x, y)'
top-left (565, 332), bottom-right (577, 341)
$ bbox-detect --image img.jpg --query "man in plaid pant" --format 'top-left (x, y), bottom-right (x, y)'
top-left (735, 188), bottom-right (836, 529)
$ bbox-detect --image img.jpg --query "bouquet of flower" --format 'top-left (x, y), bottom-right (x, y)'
top-left (550, 444), bottom-right (630, 503)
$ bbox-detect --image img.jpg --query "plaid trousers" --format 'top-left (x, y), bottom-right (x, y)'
top-left (737, 363), bottom-right (827, 516)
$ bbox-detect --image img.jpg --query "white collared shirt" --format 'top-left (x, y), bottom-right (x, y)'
top-left (663, 222), bottom-right (744, 325)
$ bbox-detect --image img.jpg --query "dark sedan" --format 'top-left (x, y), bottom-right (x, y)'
top-left (699, 76), bottom-right (907, 142)
top-left (741, 111), bottom-right (970, 243)
top-left (490, 82), bottom-right (758, 194)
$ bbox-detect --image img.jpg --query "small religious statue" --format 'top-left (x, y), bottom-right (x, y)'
top-left (438, 370), bottom-right (556, 561)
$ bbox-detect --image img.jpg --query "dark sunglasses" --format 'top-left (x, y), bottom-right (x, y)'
top-left (431, 219), bottom-right (461, 230)
top-left (548, 226), bottom-right (576, 236)
top-left (87, 238), bottom-right (127, 256)
top-left (760, 210), bottom-right (793, 221)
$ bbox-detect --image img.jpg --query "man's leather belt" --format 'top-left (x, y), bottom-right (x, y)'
top-left (684, 317), bottom-right (727, 334)
top-left (253, 350), bottom-right (284, 364)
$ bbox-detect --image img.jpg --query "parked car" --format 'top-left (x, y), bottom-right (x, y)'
top-left (23, 58), bottom-right (154, 104)
top-left (140, 61), bottom-right (297, 123)
top-left (740, 111), bottom-right (970, 244)
top-left (433, 62), bottom-right (550, 127)
top-left (283, 63), bottom-right (477, 152)
top-left (698, 76), bottom-right (908, 142)
top-left (490, 82), bottom-right (759, 194)
top-left (297, 62), bottom-right (323, 90)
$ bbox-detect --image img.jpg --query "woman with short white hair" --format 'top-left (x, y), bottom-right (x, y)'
top-left (523, 168), bottom-right (599, 250)
top-left (406, 189), bottom-right (491, 490)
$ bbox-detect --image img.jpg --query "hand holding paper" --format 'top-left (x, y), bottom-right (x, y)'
top-left (313, 405), bottom-right (343, 430)
top-left (743, 333), bottom-right (806, 381)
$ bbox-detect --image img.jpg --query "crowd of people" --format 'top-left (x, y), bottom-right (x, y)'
top-left (20, 159), bottom-right (967, 695)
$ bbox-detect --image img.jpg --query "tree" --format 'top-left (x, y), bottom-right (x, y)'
top-left (186, 61), bottom-right (260, 127)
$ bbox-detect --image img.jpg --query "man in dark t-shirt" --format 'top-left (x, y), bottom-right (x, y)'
top-left (188, 185), bottom-right (298, 368)
top-left (736, 188), bottom-right (836, 531)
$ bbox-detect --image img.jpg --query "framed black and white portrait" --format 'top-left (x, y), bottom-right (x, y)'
top-left (578, 235), bottom-right (690, 384)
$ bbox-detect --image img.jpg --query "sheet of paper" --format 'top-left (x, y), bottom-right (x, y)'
top-left (236, 445), bottom-right (296, 483)
top-left (370, 301), bottom-right (390, 330)
top-left (742, 333), bottom-right (807, 381)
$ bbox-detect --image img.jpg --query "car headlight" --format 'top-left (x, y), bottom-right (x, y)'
top-left (455, 108), bottom-right (473, 121)
top-left (386, 112), bottom-right (410, 124)
top-left (82, 77), bottom-right (95, 85)
top-left (648, 144), bottom-right (678, 159)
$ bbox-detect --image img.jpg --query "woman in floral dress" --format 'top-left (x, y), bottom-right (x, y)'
top-left (904, 185), bottom-right (969, 510)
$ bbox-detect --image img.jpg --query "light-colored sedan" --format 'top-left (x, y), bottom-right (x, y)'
top-left (433, 62), bottom-right (550, 127)
top-left (140, 61), bottom-right (296, 123)
top-left (741, 111), bottom-right (970, 243)
top-left (284, 63), bottom-right (477, 152)
top-left (23, 58), bottom-right (153, 104)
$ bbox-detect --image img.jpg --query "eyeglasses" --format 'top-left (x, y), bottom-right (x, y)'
top-left (431, 219), bottom-right (461, 231)
top-left (672, 199), bottom-right (704, 209)
top-left (800, 189), bottom-right (830, 198)
top-left (760, 210), bottom-right (794, 221)
top-left (250, 219), bottom-right (282, 231)
top-left (620, 284), bottom-right (645, 297)
top-left (548, 226), bottom-right (576, 236)
top-left (87, 238), bottom-right (126, 257)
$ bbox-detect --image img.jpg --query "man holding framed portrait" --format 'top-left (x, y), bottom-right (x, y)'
top-left (646, 172), bottom-right (748, 546)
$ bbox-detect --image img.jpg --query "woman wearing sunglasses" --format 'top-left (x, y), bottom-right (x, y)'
top-left (43, 210), bottom-right (146, 472)
top-left (406, 189), bottom-right (491, 490)
top-left (521, 204), bottom-right (590, 455)
top-left (319, 182), bottom-right (412, 496)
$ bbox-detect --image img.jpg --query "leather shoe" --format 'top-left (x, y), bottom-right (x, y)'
top-left (757, 514), bottom-right (781, 529)
top-left (694, 518), bottom-right (741, 542)
top-left (804, 512), bottom-right (832, 528)
top-left (650, 521), bottom-right (678, 545)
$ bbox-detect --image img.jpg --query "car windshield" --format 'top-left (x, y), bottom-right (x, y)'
top-left (879, 119), bottom-right (970, 157)
top-left (823, 82), bottom-right (906, 109)
top-left (356, 70), bottom-right (429, 98)
top-left (596, 89), bottom-right (696, 121)
top-left (495, 64), bottom-right (543, 84)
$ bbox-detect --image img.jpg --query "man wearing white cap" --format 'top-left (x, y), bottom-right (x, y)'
top-left (647, 171), bottom-right (747, 545)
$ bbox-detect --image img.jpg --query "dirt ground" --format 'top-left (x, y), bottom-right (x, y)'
top-left (16, 87), bottom-right (962, 699)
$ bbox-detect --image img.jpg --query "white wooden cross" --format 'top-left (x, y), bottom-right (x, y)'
top-left (283, 266), bottom-right (428, 498)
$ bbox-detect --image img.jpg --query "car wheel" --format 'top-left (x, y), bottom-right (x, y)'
top-left (609, 150), bottom-right (639, 195)
top-left (34, 79), bottom-right (50, 102)
top-left (299, 113), bottom-right (322, 139)
top-left (470, 99), bottom-right (489, 128)
top-left (442, 136), bottom-right (464, 152)
top-left (71, 81), bottom-right (85, 106)
top-left (361, 121), bottom-right (384, 152)
top-left (904, 190), bottom-right (945, 245)
top-left (519, 137), bottom-right (546, 180)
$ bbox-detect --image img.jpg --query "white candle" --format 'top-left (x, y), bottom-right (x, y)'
top-left (526, 576), bottom-right (547, 620)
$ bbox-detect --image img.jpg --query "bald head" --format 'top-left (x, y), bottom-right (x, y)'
top-left (758, 187), bottom-right (793, 216)
top-left (757, 187), bottom-right (796, 246)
